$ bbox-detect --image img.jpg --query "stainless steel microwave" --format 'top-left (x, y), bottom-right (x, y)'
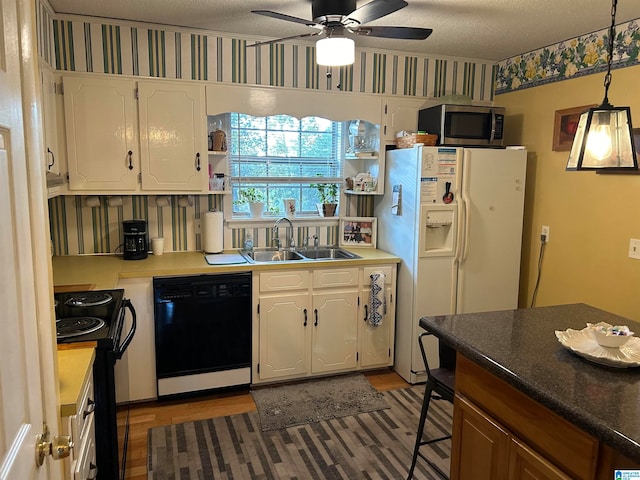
top-left (418, 104), bottom-right (505, 147)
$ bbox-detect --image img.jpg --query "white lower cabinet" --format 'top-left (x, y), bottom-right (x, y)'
top-left (255, 264), bottom-right (396, 384)
top-left (360, 265), bottom-right (395, 368)
top-left (114, 277), bottom-right (157, 402)
top-left (61, 371), bottom-right (96, 480)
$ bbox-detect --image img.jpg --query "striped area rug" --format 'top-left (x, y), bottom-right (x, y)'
top-left (147, 385), bottom-right (453, 480)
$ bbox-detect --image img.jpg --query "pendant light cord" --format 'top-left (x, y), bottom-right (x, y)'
top-left (601, 0), bottom-right (617, 107)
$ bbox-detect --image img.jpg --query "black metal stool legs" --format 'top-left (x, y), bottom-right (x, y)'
top-left (407, 332), bottom-right (455, 480)
top-left (406, 381), bottom-right (451, 479)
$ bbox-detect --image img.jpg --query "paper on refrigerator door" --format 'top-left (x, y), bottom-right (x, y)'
top-left (420, 177), bottom-right (438, 203)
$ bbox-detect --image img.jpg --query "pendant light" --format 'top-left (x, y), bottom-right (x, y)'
top-left (566, 0), bottom-right (638, 171)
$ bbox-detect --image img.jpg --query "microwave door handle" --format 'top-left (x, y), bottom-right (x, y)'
top-left (115, 299), bottom-right (136, 359)
top-left (489, 109), bottom-right (497, 143)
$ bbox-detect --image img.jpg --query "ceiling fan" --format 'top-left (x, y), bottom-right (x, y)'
top-left (248, 0), bottom-right (433, 66)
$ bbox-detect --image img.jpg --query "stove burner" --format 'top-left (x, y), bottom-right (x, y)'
top-left (56, 316), bottom-right (106, 339)
top-left (65, 292), bottom-right (113, 307)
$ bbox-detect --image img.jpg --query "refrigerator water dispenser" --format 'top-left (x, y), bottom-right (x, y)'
top-left (420, 206), bottom-right (456, 257)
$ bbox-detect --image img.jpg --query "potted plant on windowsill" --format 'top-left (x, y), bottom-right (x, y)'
top-left (234, 187), bottom-right (265, 218)
top-left (311, 180), bottom-right (338, 217)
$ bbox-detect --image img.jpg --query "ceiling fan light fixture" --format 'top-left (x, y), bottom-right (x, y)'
top-left (316, 36), bottom-right (355, 66)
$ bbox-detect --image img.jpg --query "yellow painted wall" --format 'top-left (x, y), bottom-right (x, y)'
top-left (498, 65), bottom-right (640, 321)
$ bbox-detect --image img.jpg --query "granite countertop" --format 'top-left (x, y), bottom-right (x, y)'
top-left (52, 249), bottom-right (400, 289)
top-left (420, 303), bottom-right (640, 463)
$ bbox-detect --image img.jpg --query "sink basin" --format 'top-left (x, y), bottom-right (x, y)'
top-left (238, 246), bottom-right (360, 263)
top-left (298, 247), bottom-right (360, 260)
top-left (240, 248), bottom-right (304, 263)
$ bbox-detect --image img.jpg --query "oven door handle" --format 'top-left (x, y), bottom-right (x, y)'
top-left (115, 299), bottom-right (136, 359)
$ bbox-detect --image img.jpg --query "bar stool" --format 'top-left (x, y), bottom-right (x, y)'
top-left (407, 332), bottom-right (456, 480)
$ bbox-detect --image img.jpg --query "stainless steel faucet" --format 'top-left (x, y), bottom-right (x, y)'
top-left (272, 217), bottom-right (295, 249)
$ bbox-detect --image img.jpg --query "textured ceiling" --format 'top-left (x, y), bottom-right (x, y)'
top-left (47, 0), bottom-right (640, 61)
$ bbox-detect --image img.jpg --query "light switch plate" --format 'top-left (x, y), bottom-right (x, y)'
top-left (629, 238), bottom-right (640, 259)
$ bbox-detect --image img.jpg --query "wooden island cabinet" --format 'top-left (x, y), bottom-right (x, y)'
top-left (419, 304), bottom-right (640, 480)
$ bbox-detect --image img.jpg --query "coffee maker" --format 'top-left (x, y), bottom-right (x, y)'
top-left (123, 219), bottom-right (148, 260)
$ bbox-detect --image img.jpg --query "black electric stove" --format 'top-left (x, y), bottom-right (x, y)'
top-left (55, 289), bottom-right (136, 480)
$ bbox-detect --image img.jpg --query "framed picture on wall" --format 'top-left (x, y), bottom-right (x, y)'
top-left (552, 105), bottom-right (596, 151)
top-left (339, 217), bottom-right (377, 248)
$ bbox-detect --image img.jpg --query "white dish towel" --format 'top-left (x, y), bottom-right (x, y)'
top-left (368, 271), bottom-right (386, 326)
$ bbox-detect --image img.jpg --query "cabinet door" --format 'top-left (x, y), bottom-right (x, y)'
top-left (382, 97), bottom-right (428, 143)
top-left (360, 286), bottom-right (393, 368)
top-left (41, 67), bottom-right (59, 174)
top-left (311, 290), bottom-right (358, 373)
top-left (114, 278), bottom-right (156, 402)
top-left (451, 395), bottom-right (510, 480)
top-left (508, 438), bottom-right (572, 480)
top-left (63, 75), bottom-right (138, 191)
top-left (258, 293), bottom-right (310, 380)
top-left (138, 81), bottom-right (207, 191)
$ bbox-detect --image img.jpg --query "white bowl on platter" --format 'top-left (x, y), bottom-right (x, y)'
top-left (587, 322), bottom-right (634, 348)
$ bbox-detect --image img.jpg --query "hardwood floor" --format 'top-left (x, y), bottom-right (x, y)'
top-left (122, 369), bottom-right (410, 480)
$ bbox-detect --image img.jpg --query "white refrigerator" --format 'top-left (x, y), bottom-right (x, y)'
top-left (375, 146), bottom-right (527, 383)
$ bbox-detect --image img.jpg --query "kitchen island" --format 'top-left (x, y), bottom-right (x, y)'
top-left (420, 303), bottom-right (640, 479)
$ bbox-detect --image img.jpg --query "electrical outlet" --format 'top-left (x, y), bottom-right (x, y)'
top-left (194, 218), bottom-right (201, 234)
top-left (629, 238), bottom-right (640, 259)
top-left (541, 225), bottom-right (550, 243)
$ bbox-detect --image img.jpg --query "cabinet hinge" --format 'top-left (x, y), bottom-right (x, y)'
top-left (257, 363), bottom-right (260, 374)
top-left (384, 104), bottom-right (388, 114)
top-left (257, 303), bottom-right (260, 314)
top-left (137, 172), bottom-right (142, 184)
top-left (357, 296), bottom-right (360, 306)
top-left (135, 88), bottom-right (139, 99)
top-left (356, 352), bottom-right (359, 362)
top-left (57, 83), bottom-right (64, 95)
top-left (384, 125), bottom-right (387, 135)
top-left (388, 348), bottom-right (391, 358)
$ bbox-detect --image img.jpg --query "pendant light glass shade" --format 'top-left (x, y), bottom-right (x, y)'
top-left (316, 36), bottom-right (355, 66)
top-left (566, 0), bottom-right (638, 171)
top-left (566, 106), bottom-right (637, 170)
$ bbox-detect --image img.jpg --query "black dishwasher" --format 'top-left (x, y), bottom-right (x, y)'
top-left (153, 272), bottom-right (251, 398)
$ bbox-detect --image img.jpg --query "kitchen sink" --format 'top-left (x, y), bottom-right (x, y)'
top-left (240, 248), bottom-right (304, 263)
top-left (298, 247), bottom-right (360, 260)
top-left (238, 246), bottom-right (360, 263)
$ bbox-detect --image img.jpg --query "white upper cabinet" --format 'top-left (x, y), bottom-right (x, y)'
top-left (138, 81), bottom-right (207, 191)
top-left (63, 75), bottom-right (139, 191)
top-left (382, 97), bottom-right (432, 144)
top-left (41, 66), bottom-right (60, 175)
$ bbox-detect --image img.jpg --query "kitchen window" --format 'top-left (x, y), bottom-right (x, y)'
top-left (219, 113), bottom-right (343, 216)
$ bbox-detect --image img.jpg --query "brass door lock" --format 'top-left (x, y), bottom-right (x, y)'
top-left (35, 423), bottom-right (73, 467)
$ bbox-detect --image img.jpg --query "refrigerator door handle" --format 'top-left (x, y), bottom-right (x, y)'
top-left (459, 167), bottom-right (471, 264)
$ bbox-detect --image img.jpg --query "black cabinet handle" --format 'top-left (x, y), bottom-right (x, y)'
top-left (314, 309), bottom-right (318, 326)
top-left (47, 147), bottom-right (55, 169)
top-left (83, 398), bottom-right (95, 419)
top-left (364, 304), bottom-right (368, 322)
top-left (303, 308), bottom-right (308, 327)
top-left (196, 152), bottom-right (201, 171)
top-left (127, 150), bottom-right (133, 170)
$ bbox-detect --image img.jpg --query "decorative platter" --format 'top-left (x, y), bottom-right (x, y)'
top-left (555, 327), bottom-right (640, 368)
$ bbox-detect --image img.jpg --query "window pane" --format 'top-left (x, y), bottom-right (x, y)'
top-left (301, 132), bottom-right (333, 157)
top-left (238, 131), bottom-right (266, 156)
top-left (267, 131), bottom-right (300, 157)
top-left (268, 115), bottom-right (299, 131)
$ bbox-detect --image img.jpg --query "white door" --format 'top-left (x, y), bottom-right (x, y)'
top-left (456, 148), bottom-right (527, 314)
top-left (311, 290), bottom-right (358, 373)
top-left (138, 81), bottom-right (207, 191)
top-left (1, 0), bottom-right (60, 478)
top-left (64, 75), bottom-right (139, 191)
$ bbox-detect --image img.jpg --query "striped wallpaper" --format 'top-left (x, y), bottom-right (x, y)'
top-left (38, 10), bottom-right (498, 101)
top-left (48, 195), bottom-right (340, 256)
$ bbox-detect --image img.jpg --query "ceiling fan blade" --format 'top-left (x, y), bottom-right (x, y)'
top-left (251, 10), bottom-right (321, 29)
top-left (247, 32), bottom-right (323, 48)
top-left (353, 26), bottom-right (432, 40)
top-left (346, 0), bottom-right (408, 25)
